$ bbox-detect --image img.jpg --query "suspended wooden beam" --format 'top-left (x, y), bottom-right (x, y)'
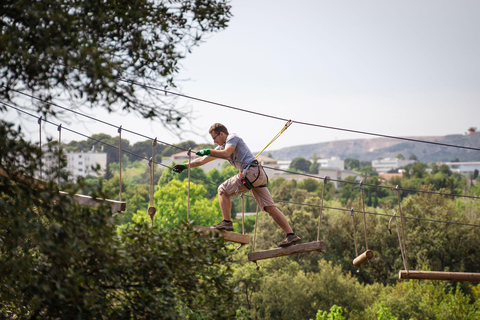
top-left (59, 191), bottom-right (126, 212)
top-left (196, 226), bottom-right (250, 244)
top-left (399, 270), bottom-right (480, 282)
top-left (1, 167), bottom-right (126, 212)
top-left (353, 250), bottom-right (373, 268)
top-left (248, 241), bottom-right (325, 262)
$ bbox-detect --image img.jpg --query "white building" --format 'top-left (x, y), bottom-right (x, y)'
top-left (41, 147), bottom-right (107, 180)
top-left (66, 152), bottom-right (107, 179)
top-left (372, 158), bottom-right (416, 174)
top-left (318, 156), bottom-right (344, 170)
top-left (442, 162), bottom-right (480, 175)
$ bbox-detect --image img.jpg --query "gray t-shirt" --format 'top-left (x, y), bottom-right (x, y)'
top-left (215, 133), bottom-right (256, 171)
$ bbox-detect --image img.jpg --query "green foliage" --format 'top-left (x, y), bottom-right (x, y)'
top-left (1, 0), bottom-right (232, 126)
top-left (0, 121), bottom-right (238, 318)
top-left (363, 281), bottom-right (480, 320)
top-left (312, 305), bottom-right (345, 320)
top-left (133, 179), bottom-right (221, 230)
top-left (310, 153), bottom-right (321, 174)
top-left (289, 157), bottom-right (312, 173)
top-left (233, 258), bottom-right (370, 320)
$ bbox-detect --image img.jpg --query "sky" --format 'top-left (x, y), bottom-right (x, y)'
top-left (5, 0), bottom-right (480, 155)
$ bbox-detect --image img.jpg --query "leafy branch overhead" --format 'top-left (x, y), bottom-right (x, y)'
top-left (0, 0), bottom-right (231, 126)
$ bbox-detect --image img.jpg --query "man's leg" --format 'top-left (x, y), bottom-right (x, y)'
top-left (264, 205), bottom-right (293, 234)
top-left (212, 176), bottom-right (246, 231)
top-left (218, 191), bottom-right (232, 221)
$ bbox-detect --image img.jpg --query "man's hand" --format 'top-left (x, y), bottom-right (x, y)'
top-left (172, 164), bottom-right (186, 173)
top-left (196, 149), bottom-right (210, 156)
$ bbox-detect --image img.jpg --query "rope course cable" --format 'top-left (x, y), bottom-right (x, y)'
top-left (2, 100), bottom-right (480, 230)
top-left (117, 79), bottom-right (480, 152)
top-left (4, 80), bottom-right (480, 276)
top-left (8, 84), bottom-right (480, 153)
top-left (4, 91), bottom-right (480, 200)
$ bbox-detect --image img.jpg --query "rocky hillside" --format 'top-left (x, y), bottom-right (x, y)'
top-left (267, 133), bottom-right (480, 162)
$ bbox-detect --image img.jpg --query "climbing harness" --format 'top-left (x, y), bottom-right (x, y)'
top-left (241, 120), bottom-right (292, 190)
top-left (240, 160), bottom-right (268, 190)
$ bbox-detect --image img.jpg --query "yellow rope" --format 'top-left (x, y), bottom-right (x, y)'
top-left (255, 120), bottom-right (292, 158)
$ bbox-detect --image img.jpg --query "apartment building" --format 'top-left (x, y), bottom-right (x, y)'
top-left (372, 158), bottom-right (416, 174)
top-left (41, 147), bottom-right (107, 180)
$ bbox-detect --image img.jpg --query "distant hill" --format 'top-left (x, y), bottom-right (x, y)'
top-left (267, 133), bottom-right (480, 162)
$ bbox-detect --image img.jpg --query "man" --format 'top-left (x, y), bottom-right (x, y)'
top-left (172, 123), bottom-right (301, 247)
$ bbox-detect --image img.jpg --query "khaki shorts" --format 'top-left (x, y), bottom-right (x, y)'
top-left (218, 165), bottom-right (275, 210)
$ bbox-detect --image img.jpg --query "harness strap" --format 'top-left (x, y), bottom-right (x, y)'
top-left (240, 160), bottom-right (268, 190)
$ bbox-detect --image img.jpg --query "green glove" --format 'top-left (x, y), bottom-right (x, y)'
top-left (196, 149), bottom-right (210, 156)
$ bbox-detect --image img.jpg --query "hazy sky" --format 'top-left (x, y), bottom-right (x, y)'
top-left (5, 0), bottom-right (480, 154)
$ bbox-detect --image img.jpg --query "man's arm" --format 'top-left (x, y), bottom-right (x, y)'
top-left (186, 154), bottom-right (216, 169)
top-left (172, 144), bottom-right (235, 173)
top-left (209, 144), bottom-right (235, 159)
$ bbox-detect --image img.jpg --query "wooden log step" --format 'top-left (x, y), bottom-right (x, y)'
top-left (399, 270), bottom-right (480, 282)
top-left (1, 168), bottom-right (126, 212)
top-left (353, 250), bottom-right (374, 268)
top-left (196, 226), bottom-right (250, 244)
top-left (248, 241), bottom-right (325, 262)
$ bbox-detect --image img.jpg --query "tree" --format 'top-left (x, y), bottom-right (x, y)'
top-left (1, 0), bottom-right (232, 129)
top-left (345, 158), bottom-right (360, 170)
top-left (396, 153), bottom-right (405, 160)
top-left (290, 157), bottom-right (312, 173)
top-left (310, 153), bottom-right (320, 174)
top-left (132, 179), bottom-right (221, 230)
top-left (0, 120), bottom-right (238, 318)
top-left (312, 305), bottom-right (346, 320)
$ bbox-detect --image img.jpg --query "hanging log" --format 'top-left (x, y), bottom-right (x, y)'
top-left (399, 270), bottom-right (480, 282)
top-left (1, 167), bottom-right (126, 212)
top-left (196, 226), bottom-right (250, 244)
top-left (248, 241), bottom-right (325, 262)
top-left (353, 250), bottom-right (374, 268)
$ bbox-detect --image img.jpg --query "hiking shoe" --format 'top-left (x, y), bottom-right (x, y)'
top-left (278, 234), bottom-right (301, 247)
top-left (211, 220), bottom-right (234, 232)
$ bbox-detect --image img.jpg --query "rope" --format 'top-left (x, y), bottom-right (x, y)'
top-left (57, 124), bottom-right (62, 185)
top-left (187, 148), bottom-right (192, 221)
top-left (395, 186), bottom-right (409, 272)
top-left (38, 116), bottom-right (43, 180)
top-left (252, 204), bottom-right (260, 253)
top-left (5, 99), bottom-right (480, 203)
top-left (351, 208), bottom-right (359, 257)
top-left (118, 126), bottom-right (122, 203)
top-left (252, 204), bottom-right (260, 270)
top-left (360, 181), bottom-right (369, 251)
top-left (241, 193), bottom-right (245, 235)
top-left (317, 176), bottom-right (328, 241)
top-left (5, 101), bottom-right (480, 231)
top-left (147, 138), bottom-right (157, 227)
top-left (389, 213), bottom-right (409, 273)
top-left (255, 120), bottom-right (292, 158)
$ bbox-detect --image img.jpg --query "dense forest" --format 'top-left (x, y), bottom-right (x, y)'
top-left (57, 135), bottom-right (480, 318)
